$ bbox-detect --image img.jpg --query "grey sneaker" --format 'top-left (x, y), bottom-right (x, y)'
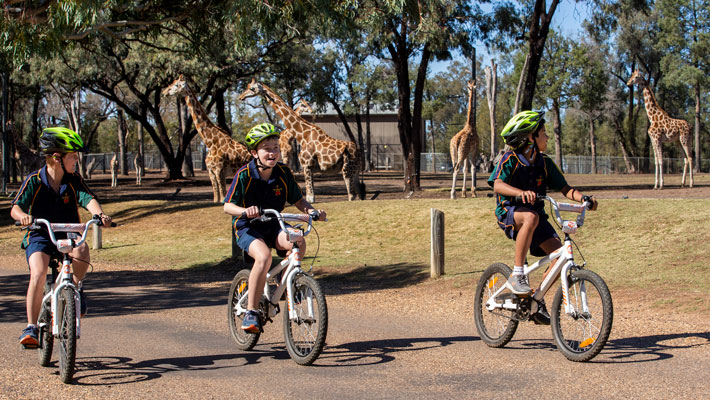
top-left (506, 274), bottom-right (532, 295)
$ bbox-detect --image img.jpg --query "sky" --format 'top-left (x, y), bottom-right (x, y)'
top-left (431, 0), bottom-right (592, 74)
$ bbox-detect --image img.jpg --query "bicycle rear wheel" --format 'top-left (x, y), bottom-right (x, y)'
top-left (58, 287), bottom-right (77, 383)
top-left (38, 282), bottom-right (54, 367)
top-left (474, 263), bottom-right (518, 347)
top-left (227, 269), bottom-right (260, 350)
top-left (551, 269), bottom-right (613, 362)
top-left (283, 274), bottom-right (328, 366)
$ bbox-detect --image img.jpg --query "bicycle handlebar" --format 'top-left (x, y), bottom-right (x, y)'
top-left (241, 208), bottom-right (323, 239)
top-left (512, 194), bottom-right (592, 230)
top-left (16, 215), bottom-right (117, 253)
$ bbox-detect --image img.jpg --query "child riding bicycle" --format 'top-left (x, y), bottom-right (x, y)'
top-left (223, 123), bottom-right (326, 334)
top-left (11, 127), bottom-right (113, 348)
top-left (487, 111), bottom-right (598, 325)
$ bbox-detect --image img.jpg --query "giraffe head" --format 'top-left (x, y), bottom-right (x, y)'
top-left (466, 80), bottom-right (475, 93)
top-left (162, 74), bottom-right (189, 97)
top-left (238, 78), bottom-right (265, 102)
top-left (626, 70), bottom-right (645, 87)
top-left (294, 99), bottom-right (313, 116)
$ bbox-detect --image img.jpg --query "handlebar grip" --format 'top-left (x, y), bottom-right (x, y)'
top-left (513, 194), bottom-right (542, 204)
top-left (14, 221), bottom-right (21, 226)
top-left (309, 210), bottom-right (321, 221)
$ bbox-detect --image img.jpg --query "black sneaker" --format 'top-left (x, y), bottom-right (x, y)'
top-left (19, 326), bottom-right (39, 348)
top-left (79, 288), bottom-right (88, 317)
top-left (530, 300), bottom-right (550, 325)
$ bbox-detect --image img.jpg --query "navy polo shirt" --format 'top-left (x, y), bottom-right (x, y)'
top-left (487, 149), bottom-right (567, 219)
top-left (224, 159), bottom-right (303, 232)
top-left (12, 166), bottom-right (96, 245)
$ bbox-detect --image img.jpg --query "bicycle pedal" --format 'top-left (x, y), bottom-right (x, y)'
top-left (21, 343), bottom-right (39, 350)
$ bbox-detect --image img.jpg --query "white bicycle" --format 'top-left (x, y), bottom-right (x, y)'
top-left (19, 215), bottom-right (114, 383)
top-left (227, 209), bottom-right (328, 366)
top-left (474, 195), bottom-right (613, 362)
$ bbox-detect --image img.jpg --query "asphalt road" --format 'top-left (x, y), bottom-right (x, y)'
top-left (1, 262), bottom-right (708, 399)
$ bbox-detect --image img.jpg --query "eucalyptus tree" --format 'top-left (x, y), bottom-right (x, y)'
top-left (657, 0), bottom-right (710, 171)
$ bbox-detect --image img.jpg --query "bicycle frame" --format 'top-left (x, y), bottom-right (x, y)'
top-left (233, 210), bottom-right (318, 322)
top-left (485, 196), bottom-right (591, 317)
top-left (33, 219), bottom-right (98, 340)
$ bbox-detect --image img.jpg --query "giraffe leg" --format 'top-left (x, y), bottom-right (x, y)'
top-left (656, 145), bottom-right (664, 190)
top-left (450, 161), bottom-right (459, 199)
top-left (215, 167), bottom-right (226, 203)
top-left (680, 139), bottom-right (694, 188)
top-left (207, 168), bottom-right (220, 202)
top-left (461, 160), bottom-right (468, 198)
top-left (342, 169), bottom-right (354, 201)
top-left (470, 158), bottom-right (477, 198)
top-left (304, 166), bottom-right (315, 203)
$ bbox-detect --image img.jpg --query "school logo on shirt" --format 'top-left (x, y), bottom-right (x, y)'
top-left (536, 177), bottom-right (544, 187)
top-left (62, 194), bottom-right (70, 204)
top-left (273, 185), bottom-right (282, 196)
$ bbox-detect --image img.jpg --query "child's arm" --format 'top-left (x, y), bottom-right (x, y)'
top-left (85, 199), bottom-right (113, 226)
top-left (492, 179), bottom-right (537, 204)
top-left (293, 198), bottom-right (327, 221)
top-left (561, 185), bottom-right (598, 210)
top-left (223, 203), bottom-right (261, 219)
top-left (10, 204), bottom-right (32, 226)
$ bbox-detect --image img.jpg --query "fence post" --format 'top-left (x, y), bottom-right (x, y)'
top-left (92, 224), bottom-right (102, 250)
top-left (431, 208), bottom-right (444, 278)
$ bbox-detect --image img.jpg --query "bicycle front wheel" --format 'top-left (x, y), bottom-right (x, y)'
top-left (58, 287), bottom-right (77, 383)
top-left (551, 269), bottom-right (613, 362)
top-left (474, 263), bottom-right (518, 347)
top-left (283, 274), bottom-right (328, 366)
top-left (227, 269), bottom-right (260, 350)
top-left (38, 282), bottom-right (54, 367)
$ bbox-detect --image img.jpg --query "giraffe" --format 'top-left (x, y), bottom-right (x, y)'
top-left (8, 121), bottom-right (43, 180)
top-left (449, 81), bottom-right (480, 199)
top-left (627, 70), bottom-right (693, 189)
top-left (162, 75), bottom-right (252, 202)
top-left (239, 79), bottom-right (363, 202)
top-left (280, 99), bottom-right (314, 169)
top-left (110, 153), bottom-right (119, 188)
top-left (134, 153), bottom-right (144, 186)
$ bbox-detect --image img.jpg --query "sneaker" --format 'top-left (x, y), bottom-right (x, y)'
top-left (241, 310), bottom-right (262, 334)
top-left (79, 288), bottom-right (88, 317)
top-left (530, 300), bottom-right (551, 325)
top-left (506, 274), bottom-right (532, 295)
top-left (19, 326), bottom-right (39, 348)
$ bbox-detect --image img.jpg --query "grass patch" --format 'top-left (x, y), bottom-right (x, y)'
top-left (1, 194), bottom-right (708, 311)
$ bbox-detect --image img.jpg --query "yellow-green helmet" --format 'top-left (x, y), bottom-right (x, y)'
top-left (245, 123), bottom-right (280, 150)
top-left (39, 127), bottom-right (85, 154)
top-left (500, 110), bottom-right (545, 149)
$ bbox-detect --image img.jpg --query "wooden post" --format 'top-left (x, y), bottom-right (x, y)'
top-left (92, 224), bottom-right (102, 250)
top-left (430, 208), bottom-right (444, 278)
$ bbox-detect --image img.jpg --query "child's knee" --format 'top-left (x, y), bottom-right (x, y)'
top-left (520, 211), bottom-right (539, 227)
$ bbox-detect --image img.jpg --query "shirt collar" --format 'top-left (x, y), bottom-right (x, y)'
top-left (39, 165), bottom-right (69, 194)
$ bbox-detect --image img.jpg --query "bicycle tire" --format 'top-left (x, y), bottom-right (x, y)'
top-left (58, 287), bottom-right (76, 384)
top-left (474, 263), bottom-right (519, 348)
top-left (551, 269), bottom-right (613, 362)
top-left (38, 282), bottom-right (54, 367)
top-left (283, 274), bottom-right (328, 366)
top-left (227, 269), bottom-right (260, 350)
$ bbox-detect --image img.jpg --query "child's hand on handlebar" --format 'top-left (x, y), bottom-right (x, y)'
top-left (18, 213), bottom-right (33, 226)
top-left (582, 195), bottom-right (598, 211)
top-left (98, 213), bottom-right (114, 227)
top-left (519, 190), bottom-right (538, 205)
top-left (308, 209), bottom-right (327, 221)
top-left (243, 206), bottom-right (262, 219)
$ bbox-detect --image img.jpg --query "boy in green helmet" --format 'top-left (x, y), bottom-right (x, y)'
top-left (223, 123), bottom-right (326, 333)
top-left (487, 111), bottom-right (597, 324)
top-left (11, 127), bottom-right (113, 347)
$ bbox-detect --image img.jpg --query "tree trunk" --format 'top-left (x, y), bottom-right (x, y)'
top-left (589, 118), bottom-right (597, 174)
top-left (520, 0), bottom-right (560, 110)
top-left (117, 109), bottom-right (129, 175)
top-left (551, 98), bottom-right (563, 171)
top-left (485, 60), bottom-right (497, 158)
top-left (178, 98), bottom-right (194, 178)
top-left (365, 95), bottom-right (372, 171)
top-left (514, 53), bottom-right (529, 114)
top-left (693, 83), bottom-right (700, 173)
top-left (137, 119), bottom-right (145, 174)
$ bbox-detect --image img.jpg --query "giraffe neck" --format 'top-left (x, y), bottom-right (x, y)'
top-left (465, 88), bottom-right (475, 128)
top-left (641, 85), bottom-right (665, 120)
top-left (182, 86), bottom-right (225, 149)
top-left (259, 85), bottom-right (306, 131)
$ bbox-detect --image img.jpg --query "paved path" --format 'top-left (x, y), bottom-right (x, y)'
top-left (1, 263), bottom-right (708, 399)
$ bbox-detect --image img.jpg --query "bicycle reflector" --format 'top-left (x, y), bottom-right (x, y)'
top-left (56, 239), bottom-right (73, 253)
top-left (561, 221), bottom-right (578, 234)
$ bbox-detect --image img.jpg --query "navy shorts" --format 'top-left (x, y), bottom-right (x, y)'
top-left (24, 234), bottom-right (70, 266)
top-left (497, 206), bottom-right (559, 256)
top-left (236, 223), bottom-right (285, 255)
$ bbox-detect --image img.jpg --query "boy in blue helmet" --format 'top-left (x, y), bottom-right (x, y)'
top-left (223, 123), bottom-right (326, 333)
top-left (488, 111), bottom-right (597, 324)
top-left (11, 127), bottom-right (113, 347)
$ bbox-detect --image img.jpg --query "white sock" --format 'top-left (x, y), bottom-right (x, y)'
top-left (27, 324), bottom-right (37, 329)
top-left (513, 266), bottom-right (524, 275)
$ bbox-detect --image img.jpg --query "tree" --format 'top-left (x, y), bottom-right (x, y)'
top-left (657, 0), bottom-right (710, 171)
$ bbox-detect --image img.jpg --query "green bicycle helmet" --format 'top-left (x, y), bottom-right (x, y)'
top-left (245, 123), bottom-right (280, 150)
top-left (500, 110), bottom-right (545, 149)
top-left (39, 127), bottom-right (85, 154)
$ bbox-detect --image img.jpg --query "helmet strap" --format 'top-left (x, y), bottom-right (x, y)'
top-left (255, 154), bottom-right (273, 171)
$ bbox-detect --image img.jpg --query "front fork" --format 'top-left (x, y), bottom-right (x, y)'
top-left (46, 260), bottom-right (81, 340)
